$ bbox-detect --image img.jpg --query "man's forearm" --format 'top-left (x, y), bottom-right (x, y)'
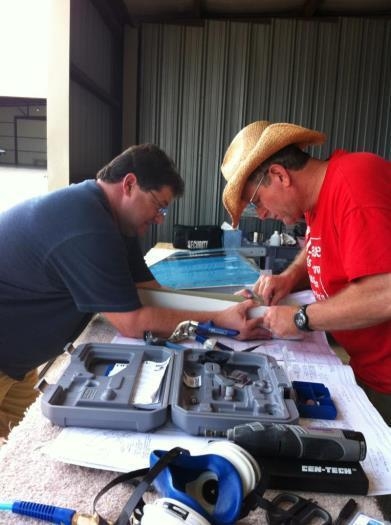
top-left (102, 299), bottom-right (267, 342)
top-left (307, 273), bottom-right (391, 331)
top-left (103, 306), bottom-right (212, 339)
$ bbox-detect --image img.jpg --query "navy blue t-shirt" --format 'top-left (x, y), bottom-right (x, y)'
top-left (0, 180), bottom-right (154, 379)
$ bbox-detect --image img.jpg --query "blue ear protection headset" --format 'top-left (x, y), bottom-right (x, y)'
top-left (149, 440), bottom-right (262, 525)
top-left (150, 449), bottom-right (243, 525)
top-left (91, 444), bottom-right (265, 525)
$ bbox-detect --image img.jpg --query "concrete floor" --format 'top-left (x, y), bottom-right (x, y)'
top-left (0, 165), bottom-right (48, 212)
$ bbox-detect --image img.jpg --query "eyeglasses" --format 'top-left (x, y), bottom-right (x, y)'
top-left (248, 172), bottom-right (267, 209)
top-left (149, 190), bottom-right (168, 217)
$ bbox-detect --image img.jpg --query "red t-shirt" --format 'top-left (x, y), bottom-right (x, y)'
top-left (304, 150), bottom-right (391, 393)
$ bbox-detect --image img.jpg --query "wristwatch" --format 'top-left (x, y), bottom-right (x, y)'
top-left (294, 304), bottom-right (313, 332)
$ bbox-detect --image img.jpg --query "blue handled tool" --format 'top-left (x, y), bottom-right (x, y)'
top-left (0, 500), bottom-right (76, 524)
top-left (168, 320), bottom-right (239, 344)
top-left (193, 320), bottom-right (239, 338)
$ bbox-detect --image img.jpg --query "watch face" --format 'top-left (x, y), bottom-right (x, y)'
top-left (294, 309), bottom-right (307, 329)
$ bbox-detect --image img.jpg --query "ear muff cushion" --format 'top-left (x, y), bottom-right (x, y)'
top-left (150, 450), bottom-right (244, 525)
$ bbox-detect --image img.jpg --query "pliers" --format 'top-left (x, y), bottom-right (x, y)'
top-left (170, 320), bottom-right (239, 343)
top-left (196, 320), bottom-right (239, 337)
top-left (143, 330), bottom-right (187, 350)
top-left (144, 320), bottom-right (239, 351)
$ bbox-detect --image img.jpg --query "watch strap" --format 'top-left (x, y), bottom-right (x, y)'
top-left (295, 304), bottom-right (313, 332)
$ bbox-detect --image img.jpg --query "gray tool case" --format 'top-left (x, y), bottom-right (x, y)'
top-left (39, 342), bottom-right (299, 435)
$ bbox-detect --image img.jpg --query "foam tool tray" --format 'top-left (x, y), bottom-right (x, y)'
top-left (39, 343), bottom-right (299, 435)
top-left (292, 380), bottom-right (337, 420)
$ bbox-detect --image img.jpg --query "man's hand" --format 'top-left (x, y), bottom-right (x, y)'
top-left (253, 250), bottom-right (308, 304)
top-left (253, 273), bottom-right (294, 305)
top-left (214, 299), bottom-right (272, 340)
top-left (262, 305), bottom-right (301, 338)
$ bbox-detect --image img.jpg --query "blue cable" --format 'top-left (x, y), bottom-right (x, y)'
top-left (0, 500), bottom-right (76, 524)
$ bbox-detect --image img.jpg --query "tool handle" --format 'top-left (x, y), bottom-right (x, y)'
top-left (197, 320), bottom-right (239, 337)
top-left (226, 422), bottom-right (366, 462)
top-left (11, 501), bottom-right (75, 524)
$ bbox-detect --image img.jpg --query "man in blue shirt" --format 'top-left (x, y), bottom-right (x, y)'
top-left (0, 143), bottom-right (264, 437)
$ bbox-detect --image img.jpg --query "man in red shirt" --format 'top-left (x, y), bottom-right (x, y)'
top-left (221, 121), bottom-right (391, 424)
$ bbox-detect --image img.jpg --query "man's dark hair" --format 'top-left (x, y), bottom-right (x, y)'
top-left (97, 143), bottom-right (184, 197)
top-left (249, 144), bottom-right (311, 185)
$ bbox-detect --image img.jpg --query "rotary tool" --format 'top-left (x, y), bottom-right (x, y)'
top-left (208, 422), bottom-right (366, 462)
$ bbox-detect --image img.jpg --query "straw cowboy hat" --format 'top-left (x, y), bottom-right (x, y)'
top-left (221, 121), bottom-right (326, 227)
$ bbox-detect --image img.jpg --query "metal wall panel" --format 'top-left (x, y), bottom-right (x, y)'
top-left (133, 17), bottom-right (391, 251)
top-left (69, 0), bottom-right (123, 182)
top-left (70, 82), bottom-right (113, 181)
top-left (71, 0), bottom-right (113, 94)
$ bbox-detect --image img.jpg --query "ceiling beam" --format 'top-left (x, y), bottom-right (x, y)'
top-left (70, 64), bottom-right (121, 109)
top-left (90, 0), bottom-right (132, 32)
top-left (301, 0), bottom-right (321, 17)
top-left (121, 0), bottom-right (391, 23)
top-left (191, 0), bottom-right (201, 18)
